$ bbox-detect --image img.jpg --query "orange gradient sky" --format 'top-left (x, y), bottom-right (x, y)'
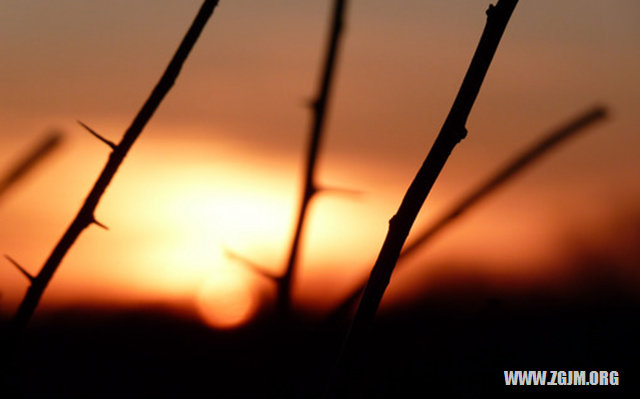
top-left (1, 1), bottom-right (639, 327)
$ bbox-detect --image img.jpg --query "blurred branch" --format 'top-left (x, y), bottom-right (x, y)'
top-left (325, 1), bottom-right (519, 395)
top-left (9, 0), bottom-right (220, 338)
top-left (276, 0), bottom-right (350, 317)
top-left (224, 247), bottom-right (282, 282)
top-left (327, 105), bottom-right (608, 323)
top-left (317, 185), bottom-right (364, 198)
top-left (402, 105), bottom-right (607, 258)
top-left (0, 131), bottom-right (64, 203)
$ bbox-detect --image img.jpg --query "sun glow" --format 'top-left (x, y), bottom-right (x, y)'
top-left (100, 153), bottom-right (295, 327)
top-left (0, 132), bottom-right (580, 320)
top-left (197, 265), bottom-right (259, 329)
top-left (152, 179), bottom-right (274, 328)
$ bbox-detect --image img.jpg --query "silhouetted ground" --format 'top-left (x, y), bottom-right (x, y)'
top-left (2, 277), bottom-right (638, 398)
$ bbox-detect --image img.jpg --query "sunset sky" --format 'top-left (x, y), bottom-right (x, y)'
top-left (1, 0), bottom-right (639, 328)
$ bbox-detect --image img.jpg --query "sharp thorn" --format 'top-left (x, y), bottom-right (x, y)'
top-left (4, 255), bottom-right (35, 283)
top-left (317, 185), bottom-right (364, 197)
top-left (77, 120), bottom-right (117, 150)
top-left (91, 217), bottom-right (109, 230)
top-left (223, 247), bottom-right (281, 282)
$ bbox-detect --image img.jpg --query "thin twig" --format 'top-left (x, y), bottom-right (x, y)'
top-left (276, 0), bottom-right (349, 317)
top-left (0, 132), bottom-right (64, 202)
top-left (324, 1), bottom-right (518, 395)
top-left (9, 0), bottom-right (220, 337)
top-left (327, 105), bottom-right (608, 323)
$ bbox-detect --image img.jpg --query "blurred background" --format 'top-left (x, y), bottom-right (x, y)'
top-left (1, 0), bottom-right (639, 330)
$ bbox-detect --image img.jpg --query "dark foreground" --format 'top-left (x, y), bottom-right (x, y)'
top-left (2, 280), bottom-right (638, 398)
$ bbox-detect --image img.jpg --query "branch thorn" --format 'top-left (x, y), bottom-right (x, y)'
top-left (77, 120), bottom-right (117, 150)
top-left (91, 217), bottom-right (109, 230)
top-left (223, 247), bottom-right (281, 282)
top-left (4, 255), bottom-right (35, 283)
top-left (317, 185), bottom-right (364, 198)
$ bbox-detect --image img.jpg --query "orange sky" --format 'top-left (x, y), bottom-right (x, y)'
top-left (1, 1), bottom-right (639, 327)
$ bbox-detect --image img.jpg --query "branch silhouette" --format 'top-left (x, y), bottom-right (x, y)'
top-left (226, 0), bottom-right (350, 317)
top-left (327, 105), bottom-right (608, 323)
top-left (0, 131), bottom-right (64, 203)
top-left (277, 0), bottom-right (349, 317)
top-left (325, 0), bottom-right (519, 395)
top-left (8, 0), bottom-right (220, 338)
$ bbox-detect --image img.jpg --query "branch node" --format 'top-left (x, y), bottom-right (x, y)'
top-left (4, 255), bottom-right (35, 283)
top-left (307, 97), bottom-right (320, 111)
top-left (458, 126), bottom-right (468, 142)
top-left (307, 183), bottom-right (318, 198)
top-left (77, 120), bottom-right (117, 150)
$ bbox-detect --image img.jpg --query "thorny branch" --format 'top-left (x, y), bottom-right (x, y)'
top-left (327, 105), bottom-right (608, 323)
top-left (8, 0), bottom-right (220, 338)
top-left (277, 0), bottom-right (349, 317)
top-left (325, 0), bottom-right (519, 396)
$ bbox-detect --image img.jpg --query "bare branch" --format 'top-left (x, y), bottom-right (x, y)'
top-left (325, 1), bottom-right (519, 395)
top-left (277, 0), bottom-right (350, 317)
top-left (326, 105), bottom-right (608, 325)
top-left (10, 0), bottom-right (221, 337)
top-left (401, 105), bottom-right (607, 259)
